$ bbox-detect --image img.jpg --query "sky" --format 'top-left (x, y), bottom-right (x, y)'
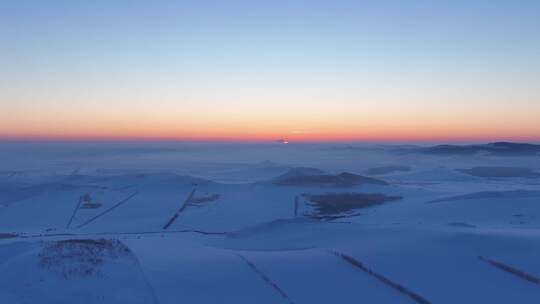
top-left (1, 0), bottom-right (539, 142)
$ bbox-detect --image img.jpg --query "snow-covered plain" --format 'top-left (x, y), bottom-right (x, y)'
top-left (1, 141), bottom-right (540, 303)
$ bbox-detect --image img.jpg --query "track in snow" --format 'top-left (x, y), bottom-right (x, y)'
top-left (66, 196), bottom-right (83, 229)
top-left (75, 191), bottom-right (139, 229)
top-left (479, 256), bottom-right (540, 286)
top-left (162, 188), bottom-right (196, 230)
top-left (332, 251), bottom-right (431, 304)
top-left (237, 254), bottom-right (296, 304)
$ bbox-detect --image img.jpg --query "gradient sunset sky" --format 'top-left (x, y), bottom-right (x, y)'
top-left (1, 0), bottom-right (539, 142)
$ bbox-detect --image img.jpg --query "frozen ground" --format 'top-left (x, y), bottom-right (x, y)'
top-left (1, 141), bottom-right (540, 303)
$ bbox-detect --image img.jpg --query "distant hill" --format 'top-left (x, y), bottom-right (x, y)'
top-left (273, 167), bottom-right (388, 187)
top-left (367, 165), bottom-right (411, 175)
top-left (421, 142), bottom-right (540, 156)
top-left (458, 166), bottom-right (540, 178)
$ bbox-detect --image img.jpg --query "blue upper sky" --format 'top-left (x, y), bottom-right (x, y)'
top-left (1, 0), bottom-right (539, 141)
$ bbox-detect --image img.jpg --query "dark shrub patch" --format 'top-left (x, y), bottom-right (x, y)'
top-left (38, 239), bottom-right (131, 279)
top-left (304, 193), bottom-right (402, 216)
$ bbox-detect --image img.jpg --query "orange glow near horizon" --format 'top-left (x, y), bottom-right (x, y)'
top-left (2, 127), bottom-right (539, 143)
top-left (2, 87), bottom-right (540, 143)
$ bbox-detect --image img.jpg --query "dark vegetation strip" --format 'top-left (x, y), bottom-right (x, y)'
top-left (66, 196), bottom-right (83, 229)
top-left (294, 196), bottom-right (299, 217)
top-left (89, 229), bottom-right (228, 236)
top-left (2, 194), bottom-right (41, 206)
top-left (162, 188), bottom-right (196, 230)
top-left (478, 256), bottom-right (540, 286)
top-left (333, 251), bottom-right (431, 304)
top-left (0, 233), bottom-right (18, 239)
top-left (110, 184), bottom-right (137, 191)
top-left (13, 229), bottom-right (228, 240)
top-left (75, 192), bottom-right (139, 229)
top-left (2, 183), bottom-right (107, 206)
top-left (307, 213), bottom-right (362, 221)
top-left (57, 183), bottom-right (108, 190)
top-left (237, 254), bottom-right (296, 304)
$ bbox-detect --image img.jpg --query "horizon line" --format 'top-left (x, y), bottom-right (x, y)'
top-left (1, 135), bottom-right (539, 145)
